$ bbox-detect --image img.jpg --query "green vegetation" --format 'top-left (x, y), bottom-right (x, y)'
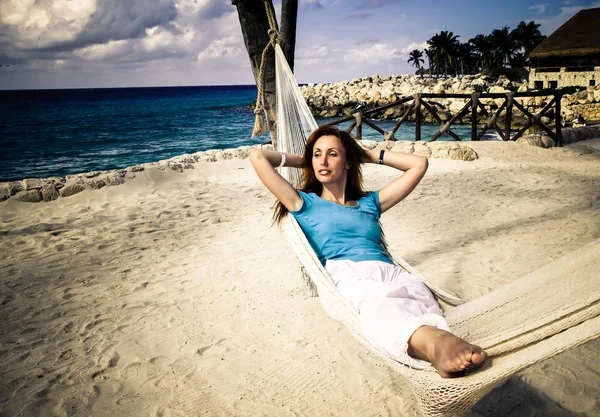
top-left (407, 21), bottom-right (546, 78)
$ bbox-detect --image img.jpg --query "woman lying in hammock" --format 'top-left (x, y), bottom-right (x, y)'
top-left (250, 125), bottom-right (486, 378)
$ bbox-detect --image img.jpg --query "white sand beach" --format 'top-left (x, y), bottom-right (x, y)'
top-left (1, 139), bottom-right (599, 417)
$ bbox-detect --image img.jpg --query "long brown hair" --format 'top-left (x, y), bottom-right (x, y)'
top-left (272, 125), bottom-right (369, 226)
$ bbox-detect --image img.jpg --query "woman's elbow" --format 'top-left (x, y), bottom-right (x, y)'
top-left (249, 148), bottom-right (260, 161)
top-left (418, 156), bottom-right (429, 174)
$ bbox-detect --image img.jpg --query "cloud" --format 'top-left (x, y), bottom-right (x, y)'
top-left (355, 37), bottom-right (381, 45)
top-left (535, 1), bottom-right (600, 34)
top-left (355, 0), bottom-right (400, 9)
top-left (300, 0), bottom-right (325, 9)
top-left (347, 13), bottom-right (373, 19)
top-left (343, 43), bottom-right (403, 64)
top-left (196, 35), bottom-right (244, 67)
top-left (528, 3), bottom-right (550, 14)
top-left (400, 42), bottom-right (428, 55)
top-left (296, 44), bottom-right (334, 65)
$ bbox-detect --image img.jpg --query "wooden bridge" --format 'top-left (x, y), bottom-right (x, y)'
top-left (322, 91), bottom-right (563, 146)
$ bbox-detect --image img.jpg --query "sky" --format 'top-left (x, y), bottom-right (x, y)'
top-left (0, 0), bottom-right (599, 90)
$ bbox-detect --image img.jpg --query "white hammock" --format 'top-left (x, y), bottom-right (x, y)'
top-left (273, 44), bottom-right (600, 417)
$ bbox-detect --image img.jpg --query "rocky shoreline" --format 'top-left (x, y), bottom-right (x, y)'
top-left (2, 125), bottom-right (599, 205)
top-left (1, 140), bottom-right (481, 204)
top-left (301, 74), bottom-right (600, 125)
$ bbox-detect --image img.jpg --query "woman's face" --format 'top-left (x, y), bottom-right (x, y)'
top-left (311, 134), bottom-right (349, 185)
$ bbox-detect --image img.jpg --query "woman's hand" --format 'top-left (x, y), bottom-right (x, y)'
top-left (249, 148), bottom-right (303, 212)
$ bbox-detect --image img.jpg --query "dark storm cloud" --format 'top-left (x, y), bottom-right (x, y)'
top-left (35, 0), bottom-right (179, 53)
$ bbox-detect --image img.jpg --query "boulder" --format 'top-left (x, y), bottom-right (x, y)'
top-left (0, 184), bottom-right (10, 202)
top-left (8, 181), bottom-right (23, 196)
top-left (23, 178), bottom-right (42, 190)
top-left (517, 133), bottom-right (556, 148)
top-left (391, 141), bottom-right (414, 154)
top-left (14, 189), bottom-right (42, 203)
top-left (60, 183), bottom-right (86, 198)
top-left (489, 86), bottom-right (508, 94)
top-left (41, 185), bottom-right (60, 202)
top-left (413, 142), bottom-right (432, 158)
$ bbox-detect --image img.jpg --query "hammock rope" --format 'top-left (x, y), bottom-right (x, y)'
top-left (252, 1), bottom-right (281, 138)
top-left (271, 40), bottom-right (600, 416)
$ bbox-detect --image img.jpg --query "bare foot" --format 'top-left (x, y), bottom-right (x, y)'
top-left (408, 326), bottom-right (487, 378)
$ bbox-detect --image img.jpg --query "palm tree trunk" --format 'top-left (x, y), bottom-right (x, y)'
top-left (280, 0), bottom-right (297, 72)
top-left (233, 0), bottom-right (298, 147)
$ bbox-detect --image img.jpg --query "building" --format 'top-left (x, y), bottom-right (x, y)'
top-left (529, 7), bottom-right (600, 90)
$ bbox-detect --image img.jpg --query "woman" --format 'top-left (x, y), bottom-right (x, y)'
top-left (249, 125), bottom-right (486, 378)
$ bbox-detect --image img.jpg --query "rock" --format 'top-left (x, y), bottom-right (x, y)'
top-left (199, 153), bottom-right (217, 163)
top-left (167, 162), bottom-right (183, 173)
top-left (104, 172), bottom-right (125, 186)
top-left (449, 145), bottom-right (478, 161)
top-left (413, 142), bottom-right (432, 158)
top-left (14, 189), bottom-right (42, 203)
top-left (215, 150), bottom-right (234, 160)
top-left (234, 147), bottom-right (252, 159)
top-left (23, 178), bottom-right (42, 190)
top-left (85, 177), bottom-right (107, 190)
top-left (449, 100), bottom-right (466, 114)
top-left (8, 181), bottom-right (23, 196)
top-left (391, 141), bottom-right (414, 154)
top-left (374, 141), bottom-right (395, 151)
top-left (534, 96), bottom-right (545, 107)
top-left (517, 133), bottom-right (556, 148)
top-left (432, 84), bottom-right (445, 94)
top-left (128, 165), bottom-right (145, 172)
top-left (0, 184), bottom-right (10, 202)
top-left (83, 171), bottom-right (101, 178)
top-left (489, 86), bottom-right (508, 94)
top-left (173, 154), bottom-right (196, 164)
top-left (60, 183), bottom-right (86, 198)
top-left (359, 140), bottom-right (378, 150)
top-left (41, 185), bottom-right (59, 202)
top-left (429, 142), bottom-right (455, 159)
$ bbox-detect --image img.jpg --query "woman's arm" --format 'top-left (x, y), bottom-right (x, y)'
top-left (364, 149), bottom-right (428, 214)
top-left (249, 148), bottom-right (303, 212)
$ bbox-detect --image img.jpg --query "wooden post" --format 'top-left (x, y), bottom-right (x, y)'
top-left (555, 92), bottom-right (562, 146)
top-left (354, 110), bottom-right (363, 140)
top-left (505, 92), bottom-right (513, 141)
top-left (414, 93), bottom-right (422, 141)
top-left (471, 93), bottom-right (479, 141)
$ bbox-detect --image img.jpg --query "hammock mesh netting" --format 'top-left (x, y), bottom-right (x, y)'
top-left (272, 44), bottom-right (600, 416)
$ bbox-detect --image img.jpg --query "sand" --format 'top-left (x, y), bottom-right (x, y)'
top-left (1, 139), bottom-right (599, 417)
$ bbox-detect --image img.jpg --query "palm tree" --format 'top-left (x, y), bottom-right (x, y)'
top-left (425, 49), bottom-right (435, 77)
top-left (509, 52), bottom-right (528, 68)
top-left (469, 34), bottom-right (492, 74)
top-left (511, 21), bottom-right (546, 65)
top-left (407, 49), bottom-right (425, 76)
top-left (427, 31), bottom-right (460, 77)
top-left (455, 42), bottom-right (474, 77)
top-left (489, 26), bottom-right (517, 68)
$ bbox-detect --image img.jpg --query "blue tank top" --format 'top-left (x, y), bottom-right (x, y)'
top-left (290, 191), bottom-right (392, 266)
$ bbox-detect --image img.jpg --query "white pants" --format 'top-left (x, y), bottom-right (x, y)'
top-left (325, 259), bottom-right (451, 369)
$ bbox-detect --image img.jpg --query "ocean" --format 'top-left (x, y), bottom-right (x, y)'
top-left (0, 85), bottom-right (499, 182)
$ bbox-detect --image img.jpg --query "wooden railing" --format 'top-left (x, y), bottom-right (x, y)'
top-left (322, 91), bottom-right (563, 146)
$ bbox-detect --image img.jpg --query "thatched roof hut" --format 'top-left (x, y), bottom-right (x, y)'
top-left (530, 7), bottom-right (600, 61)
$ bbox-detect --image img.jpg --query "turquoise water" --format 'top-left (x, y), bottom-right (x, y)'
top-left (0, 86), bottom-right (499, 181)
